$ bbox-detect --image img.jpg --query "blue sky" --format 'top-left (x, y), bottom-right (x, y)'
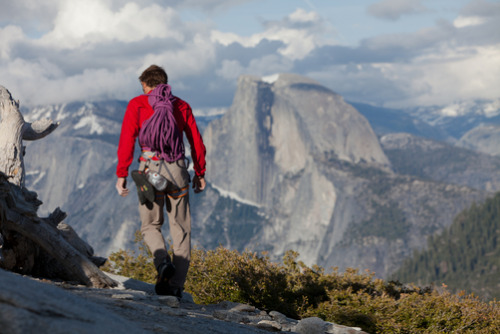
top-left (0, 0), bottom-right (499, 109)
top-left (210, 0), bottom-right (469, 44)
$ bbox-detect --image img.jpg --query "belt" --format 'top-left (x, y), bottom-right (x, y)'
top-left (155, 186), bottom-right (189, 199)
top-left (166, 185), bottom-right (189, 199)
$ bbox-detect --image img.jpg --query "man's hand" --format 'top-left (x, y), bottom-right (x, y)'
top-left (192, 175), bottom-right (206, 193)
top-left (116, 177), bottom-right (130, 197)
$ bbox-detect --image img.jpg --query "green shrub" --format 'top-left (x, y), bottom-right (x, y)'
top-left (103, 236), bottom-right (500, 333)
top-left (102, 231), bottom-right (156, 283)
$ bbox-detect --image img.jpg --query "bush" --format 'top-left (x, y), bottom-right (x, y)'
top-left (102, 231), bottom-right (156, 283)
top-left (103, 237), bottom-right (500, 333)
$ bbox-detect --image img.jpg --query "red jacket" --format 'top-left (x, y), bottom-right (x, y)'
top-left (116, 93), bottom-right (206, 178)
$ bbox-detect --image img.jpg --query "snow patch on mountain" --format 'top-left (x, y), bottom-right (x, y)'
top-left (193, 107), bottom-right (227, 117)
top-left (483, 100), bottom-right (500, 117)
top-left (24, 103), bottom-right (70, 122)
top-left (74, 114), bottom-right (104, 135)
top-left (408, 99), bottom-right (500, 126)
top-left (439, 100), bottom-right (500, 118)
top-left (211, 184), bottom-right (262, 208)
top-left (262, 74), bottom-right (280, 84)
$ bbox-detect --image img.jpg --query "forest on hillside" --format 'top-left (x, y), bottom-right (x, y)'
top-left (393, 192), bottom-right (500, 301)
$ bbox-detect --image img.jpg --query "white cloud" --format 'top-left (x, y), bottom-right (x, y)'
top-left (0, 26), bottom-right (25, 59)
top-left (453, 16), bottom-right (487, 28)
top-left (140, 34), bottom-right (216, 79)
top-left (289, 7), bottom-right (320, 23)
top-left (368, 0), bottom-right (428, 21)
top-left (211, 30), bottom-right (259, 47)
top-left (307, 63), bottom-right (408, 106)
top-left (40, 0), bottom-right (184, 49)
top-left (327, 44), bottom-right (500, 108)
top-left (0, 0), bottom-right (216, 106)
top-left (402, 45), bottom-right (500, 107)
top-left (0, 1), bottom-right (61, 32)
top-left (460, 0), bottom-right (500, 18)
top-left (303, 38), bottom-right (500, 109)
top-left (246, 55), bottom-right (294, 76)
top-left (172, 0), bottom-right (254, 12)
top-left (216, 60), bottom-right (245, 80)
top-left (215, 55), bottom-right (293, 83)
top-left (211, 8), bottom-right (332, 60)
top-left (0, 0), bottom-right (499, 110)
top-left (0, 58), bottom-right (137, 106)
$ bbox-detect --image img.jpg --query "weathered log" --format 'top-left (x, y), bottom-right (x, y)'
top-left (1, 204), bottom-right (115, 287)
top-left (0, 85), bottom-right (117, 288)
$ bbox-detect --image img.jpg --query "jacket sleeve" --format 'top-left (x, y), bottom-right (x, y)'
top-left (181, 103), bottom-right (206, 177)
top-left (116, 100), bottom-right (141, 178)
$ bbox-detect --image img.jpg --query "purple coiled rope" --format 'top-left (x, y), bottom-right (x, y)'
top-left (138, 84), bottom-right (185, 162)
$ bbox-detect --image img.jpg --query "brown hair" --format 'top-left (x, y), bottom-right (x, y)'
top-left (139, 65), bottom-right (168, 87)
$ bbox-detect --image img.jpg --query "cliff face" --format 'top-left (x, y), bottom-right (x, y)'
top-left (204, 74), bottom-right (392, 268)
top-left (205, 74), bottom-right (389, 205)
top-left (203, 74), bottom-right (487, 277)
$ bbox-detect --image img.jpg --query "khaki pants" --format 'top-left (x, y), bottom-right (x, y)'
top-left (138, 158), bottom-right (191, 289)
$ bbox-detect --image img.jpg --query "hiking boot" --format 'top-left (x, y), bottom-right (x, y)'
top-left (155, 262), bottom-right (176, 295)
top-left (167, 287), bottom-right (183, 299)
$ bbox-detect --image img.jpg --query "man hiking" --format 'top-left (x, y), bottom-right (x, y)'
top-left (115, 64), bottom-right (206, 297)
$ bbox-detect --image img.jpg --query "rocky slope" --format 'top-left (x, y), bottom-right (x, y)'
top-left (458, 124), bottom-right (500, 156)
top-left (0, 268), bottom-right (367, 334)
top-left (381, 132), bottom-right (500, 192)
